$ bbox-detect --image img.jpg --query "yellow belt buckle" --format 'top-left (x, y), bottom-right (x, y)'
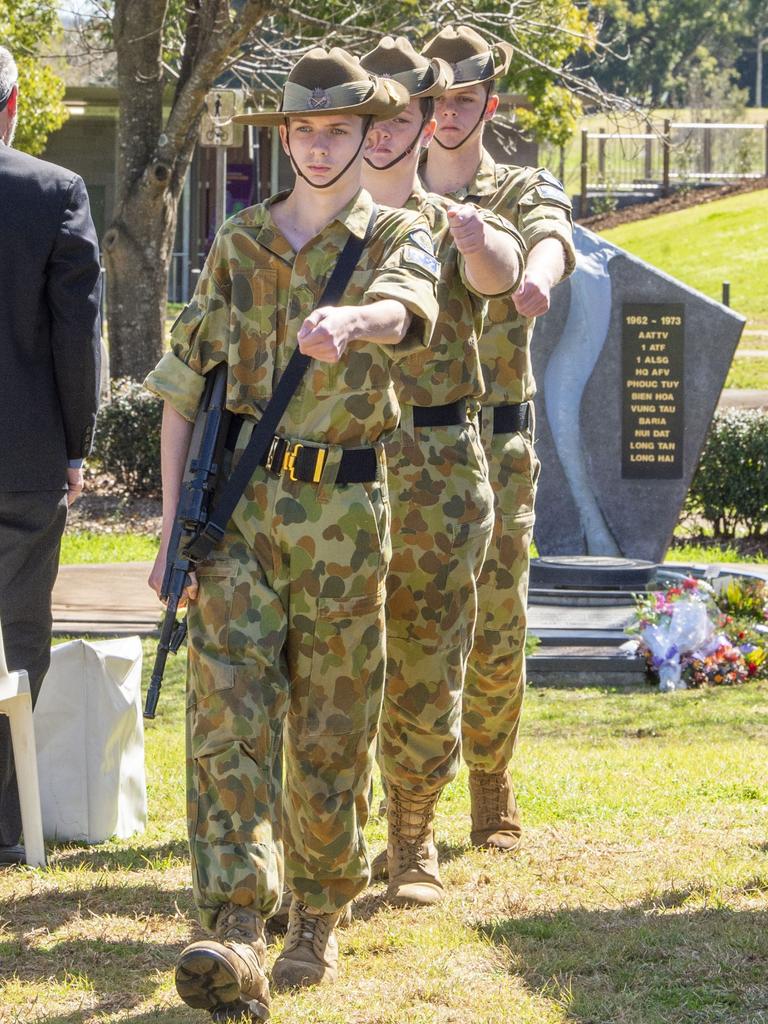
top-left (282, 442), bottom-right (327, 483)
top-left (283, 442), bottom-right (303, 481)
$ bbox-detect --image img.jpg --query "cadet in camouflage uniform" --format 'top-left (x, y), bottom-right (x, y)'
top-left (358, 37), bottom-right (525, 908)
top-left (420, 27), bottom-right (576, 852)
top-left (145, 48), bottom-right (439, 1019)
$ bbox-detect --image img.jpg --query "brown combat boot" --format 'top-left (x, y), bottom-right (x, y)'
top-left (175, 903), bottom-right (270, 1021)
top-left (385, 788), bottom-right (443, 907)
top-left (268, 888), bottom-right (352, 935)
top-left (271, 901), bottom-right (346, 990)
top-left (468, 769), bottom-right (522, 852)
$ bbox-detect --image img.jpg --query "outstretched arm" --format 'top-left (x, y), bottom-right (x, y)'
top-left (297, 299), bottom-right (412, 362)
top-left (447, 206), bottom-right (523, 296)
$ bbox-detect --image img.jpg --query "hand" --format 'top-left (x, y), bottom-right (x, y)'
top-left (66, 467), bottom-right (84, 506)
top-left (446, 204), bottom-right (487, 256)
top-left (148, 546), bottom-right (198, 607)
top-left (297, 306), bottom-right (356, 363)
top-left (512, 269), bottom-right (552, 317)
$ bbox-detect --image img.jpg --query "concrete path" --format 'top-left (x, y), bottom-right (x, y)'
top-left (717, 388), bottom-right (768, 410)
top-left (52, 560), bottom-right (766, 637)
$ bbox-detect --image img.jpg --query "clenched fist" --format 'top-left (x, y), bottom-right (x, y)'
top-left (446, 204), bottom-right (487, 256)
top-left (297, 306), bottom-right (357, 363)
top-left (512, 269), bottom-right (552, 318)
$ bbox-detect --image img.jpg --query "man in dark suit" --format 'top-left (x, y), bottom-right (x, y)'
top-left (0, 46), bottom-right (102, 864)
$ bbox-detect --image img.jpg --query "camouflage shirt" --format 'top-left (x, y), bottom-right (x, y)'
top-left (391, 186), bottom-right (526, 407)
top-left (145, 188), bottom-right (439, 446)
top-left (429, 150), bottom-right (575, 405)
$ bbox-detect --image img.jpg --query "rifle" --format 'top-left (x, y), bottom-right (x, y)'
top-left (144, 362), bottom-right (232, 719)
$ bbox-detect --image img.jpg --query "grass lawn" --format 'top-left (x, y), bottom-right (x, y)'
top-left (725, 356), bottom-right (768, 390)
top-left (1, 641), bottom-right (766, 1023)
top-left (599, 189), bottom-right (768, 335)
top-left (60, 531), bottom-right (160, 565)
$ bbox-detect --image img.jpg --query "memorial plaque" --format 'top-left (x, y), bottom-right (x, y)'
top-left (530, 226), bottom-right (745, 563)
top-left (621, 303), bottom-right (684, 479)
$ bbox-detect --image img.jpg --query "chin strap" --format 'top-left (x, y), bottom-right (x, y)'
top-left (286, 116), bottom-right (373, 189)
top-left (364, 110), bottom-right (430, 171)
top-left (433, 84), bottom-right (492, 151)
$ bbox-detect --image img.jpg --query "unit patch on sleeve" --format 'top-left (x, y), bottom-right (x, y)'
top-left (407, 228), bottom-right (436, 255)
top-left (535, 184), bottom-right (572, 207)
top-left (538, 169), bottom-right (566, 190)
top-left (403, 245), bottom-right (440, 278)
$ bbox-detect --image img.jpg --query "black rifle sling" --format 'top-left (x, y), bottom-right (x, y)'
top-left (186, 204), bottom-right (379, 561)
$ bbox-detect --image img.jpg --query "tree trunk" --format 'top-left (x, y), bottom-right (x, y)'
top-left (102, 0), bottom-right (273, 380)
top-left (102, 154), bottom-right (191, 380)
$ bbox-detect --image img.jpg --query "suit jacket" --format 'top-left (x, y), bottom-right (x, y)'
top-left (0, 143), bottom-right (101, 491)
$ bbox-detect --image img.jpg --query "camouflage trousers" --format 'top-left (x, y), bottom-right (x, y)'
top-left (462, 406), bottom-right (540, 773)
top-left (185, 434), bottom-right (390, 929)
top-left (379, 408), bottom-right (494, 796)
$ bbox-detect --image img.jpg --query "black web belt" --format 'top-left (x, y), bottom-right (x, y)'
top-left (261, 435), bottom-right (377, 484)
top-left (411, 399), bottom-right (471, 428)
top-left (492, 402), bottom-right (530, 435)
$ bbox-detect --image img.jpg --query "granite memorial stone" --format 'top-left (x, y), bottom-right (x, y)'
top-left (530, 225), bottom-right (745, 563)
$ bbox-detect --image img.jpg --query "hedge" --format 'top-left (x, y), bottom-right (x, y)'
top-left (90, 379), bottom-right (162, 495)
top-left (686, 409), bottom-right (768, 538)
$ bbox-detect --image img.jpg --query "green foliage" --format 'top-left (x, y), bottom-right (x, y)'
top-left (592, 0), bottom-right (747, 105)
top-left (90, 380), bottom-right (162, 495)
top-left (502, 0), bottom-right (590, 144)
top-left (0, 0), bottom-right (68, 155)
top-left (686, 410), bottom-right (768, 538)
top-left (716, 576), bottom-right (768, 620)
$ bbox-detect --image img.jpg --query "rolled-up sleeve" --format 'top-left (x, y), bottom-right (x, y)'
top-left (516, 173), bottom-right (576, 280)
top-left (363, 213), bottom-right (440, 359)
top-left (144, 349), bottom-right (205, 422)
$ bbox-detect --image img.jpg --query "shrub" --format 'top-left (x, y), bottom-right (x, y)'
top-left (686, 410), bottom-right (768, 538)
top-left (91, 379), bottom-right (163, 495)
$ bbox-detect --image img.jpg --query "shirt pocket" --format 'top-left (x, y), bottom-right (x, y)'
top-left (228, 268), bottom-right (278, 402)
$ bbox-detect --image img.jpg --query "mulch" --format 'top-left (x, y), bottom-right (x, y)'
top-left (66, 473), bottom-right (162, 536)
top-left (579, 177), bottom-right (768, 232)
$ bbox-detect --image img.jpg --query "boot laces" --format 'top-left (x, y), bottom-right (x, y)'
top-left (473, 771), bottom-right (508, 824)
top-left (391, 790), bottom-right (439, 844)
top-left (291, 903), bottom-right (332, 950)
top-left (217, 905), bottom-right (259, 944)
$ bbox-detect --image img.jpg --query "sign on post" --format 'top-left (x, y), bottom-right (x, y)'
top-left (199, 89), bottom-right (244, 148)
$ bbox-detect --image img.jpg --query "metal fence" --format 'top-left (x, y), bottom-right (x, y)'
top-left (577, 120), bottom-right (768, 216)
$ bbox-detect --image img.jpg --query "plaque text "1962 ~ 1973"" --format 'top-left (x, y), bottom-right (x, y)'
top-left (621, 302), bottom-right (685, 480)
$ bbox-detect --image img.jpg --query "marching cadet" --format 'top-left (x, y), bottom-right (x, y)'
top-left (359, 37), bottom-right (526, 907)
top-left (419, 26), bottom-right (576, 852)
top-left (145, 47), bottom-right (439, 1020)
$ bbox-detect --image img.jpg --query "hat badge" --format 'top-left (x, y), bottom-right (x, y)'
top-left (309, 86), bottom-right (331, 109)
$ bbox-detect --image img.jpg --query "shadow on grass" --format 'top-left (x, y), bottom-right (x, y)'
top-left (475, 899), bottom-right (768, 1021)
top-left (0, 882), bottom-right (195, 933)
top-left (0, 882), bottom-right (201, 1023)
top-left (47, 839), bottom-right (189, 873)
